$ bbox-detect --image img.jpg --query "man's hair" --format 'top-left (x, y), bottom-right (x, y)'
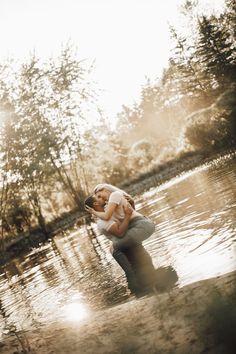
top-left (84, 195), bottom-right (96, 209)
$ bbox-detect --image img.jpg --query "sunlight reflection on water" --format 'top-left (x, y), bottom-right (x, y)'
top-left (63, 302), bottom-right (91, 322)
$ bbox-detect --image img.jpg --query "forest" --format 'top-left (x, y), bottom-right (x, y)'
top-left (0, 0), bottom-right (235, 250)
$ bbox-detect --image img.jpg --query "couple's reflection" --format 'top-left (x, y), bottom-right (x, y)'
top-left (122, 244), bottom-right (178, 297)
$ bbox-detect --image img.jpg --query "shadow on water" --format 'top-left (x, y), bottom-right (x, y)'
top-left (0, 152), bottom-right (236, 335)
top-left (154, 266), bottom-right (178, 293)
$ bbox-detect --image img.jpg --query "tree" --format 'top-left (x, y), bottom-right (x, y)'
top-left (0, 96), bottom-right (49, 235)
top-left (0, 45), bottom-right (98, 223)
top-left (181, 84), bottom-right (236, 150)
top-left (168, 25), bottom-right (209, 100)
top-left (196, 15), bottom-right (235, 89)
top-left (225, 0), bottom-right (236, 41)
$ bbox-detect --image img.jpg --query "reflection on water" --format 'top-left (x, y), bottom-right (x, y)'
top-left (63, 302), bottom-right (91, 322)
top-left (0, 152), bottom-right (236, 335)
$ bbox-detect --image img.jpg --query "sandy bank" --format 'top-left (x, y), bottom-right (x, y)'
top-left (1, 271), bottom-right (235, 354)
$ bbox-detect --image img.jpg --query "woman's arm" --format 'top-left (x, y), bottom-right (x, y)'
top-left (88, 202), bottom-right (117, 221)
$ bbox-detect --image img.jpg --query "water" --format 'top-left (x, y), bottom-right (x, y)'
top-left (0, 152), bottom-right (236, 336)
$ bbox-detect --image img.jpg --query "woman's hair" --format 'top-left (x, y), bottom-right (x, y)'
top-left (84, 195), bottom-right (96, 209)
top-left (93, 183), bottom-right (120, 194)
top-left (93, 184), bottom-right (105, 193)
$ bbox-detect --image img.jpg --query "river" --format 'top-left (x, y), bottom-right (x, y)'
top-left (0, 152), bottom-right (235, 337)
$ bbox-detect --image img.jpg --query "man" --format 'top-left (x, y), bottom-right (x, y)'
top-left (86, 184), bottom-right (155, 249)
top-left (84, 194), bottom-right (157, 297)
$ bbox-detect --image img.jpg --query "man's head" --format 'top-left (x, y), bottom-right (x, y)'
top-left (84, 195), bottom-right (104, 212)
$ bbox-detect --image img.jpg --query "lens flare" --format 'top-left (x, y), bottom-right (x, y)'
top-left (64, 302), bottom-right (90, 322)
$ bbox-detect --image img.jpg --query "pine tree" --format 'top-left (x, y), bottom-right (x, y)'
top-left (196, 15), bottom-right (235, 89)
top-left (169, 25), bottom-right (209, 99)
top-left (225, 0), bottom-right (236, 41)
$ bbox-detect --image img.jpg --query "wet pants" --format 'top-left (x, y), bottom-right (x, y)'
top-left (111, 216), bottom-right (156, 295)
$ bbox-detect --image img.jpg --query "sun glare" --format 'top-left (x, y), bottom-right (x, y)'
top-left (63, 302), bottom-right (91, 322)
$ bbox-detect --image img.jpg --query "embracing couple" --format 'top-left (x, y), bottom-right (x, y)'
top-left (84, 183), bottom-right (157, 298)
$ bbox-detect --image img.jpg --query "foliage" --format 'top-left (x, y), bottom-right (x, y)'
top-left (182, 84), bottom-right (236, 150)
top-left (1, 1), bottom-right (236, 245)
top-left (116, 0), bottom-right (236, 157)
top-left (0, 45), bottom-right (98, 239)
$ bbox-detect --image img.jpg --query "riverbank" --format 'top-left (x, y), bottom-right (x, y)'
top-left (1, 270), bottom-right (235, 354)
top-left (120, 148), bottom-right (236, 195)
top-left (0, 209), bottom-right (88, 266)
top-left (1, 148), bottom-right (235, 266)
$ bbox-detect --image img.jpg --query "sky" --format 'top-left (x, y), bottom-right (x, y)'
top-left (0, 0), bottom-right (225, 122)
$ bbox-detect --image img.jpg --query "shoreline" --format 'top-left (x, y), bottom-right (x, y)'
top-left (1, 148), bottom-right (235, 266)
top-left (1, 270), bottom-right (235, 354)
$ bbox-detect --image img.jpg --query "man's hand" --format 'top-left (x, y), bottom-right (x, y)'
top-left (85, 205), bottom-right (95, 214)
top-left (123, 203), bottom-right (133, 216)
top-left (124, 194), bottom-right (135, 209)
top-left (109, 241), bottom-right (114, 254)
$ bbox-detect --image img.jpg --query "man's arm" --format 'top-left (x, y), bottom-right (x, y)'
top-left (108, 204), bottom-right (133, 237)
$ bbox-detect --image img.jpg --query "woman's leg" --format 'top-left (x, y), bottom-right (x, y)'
top-left (112, 216), bottom-right (155, 250)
